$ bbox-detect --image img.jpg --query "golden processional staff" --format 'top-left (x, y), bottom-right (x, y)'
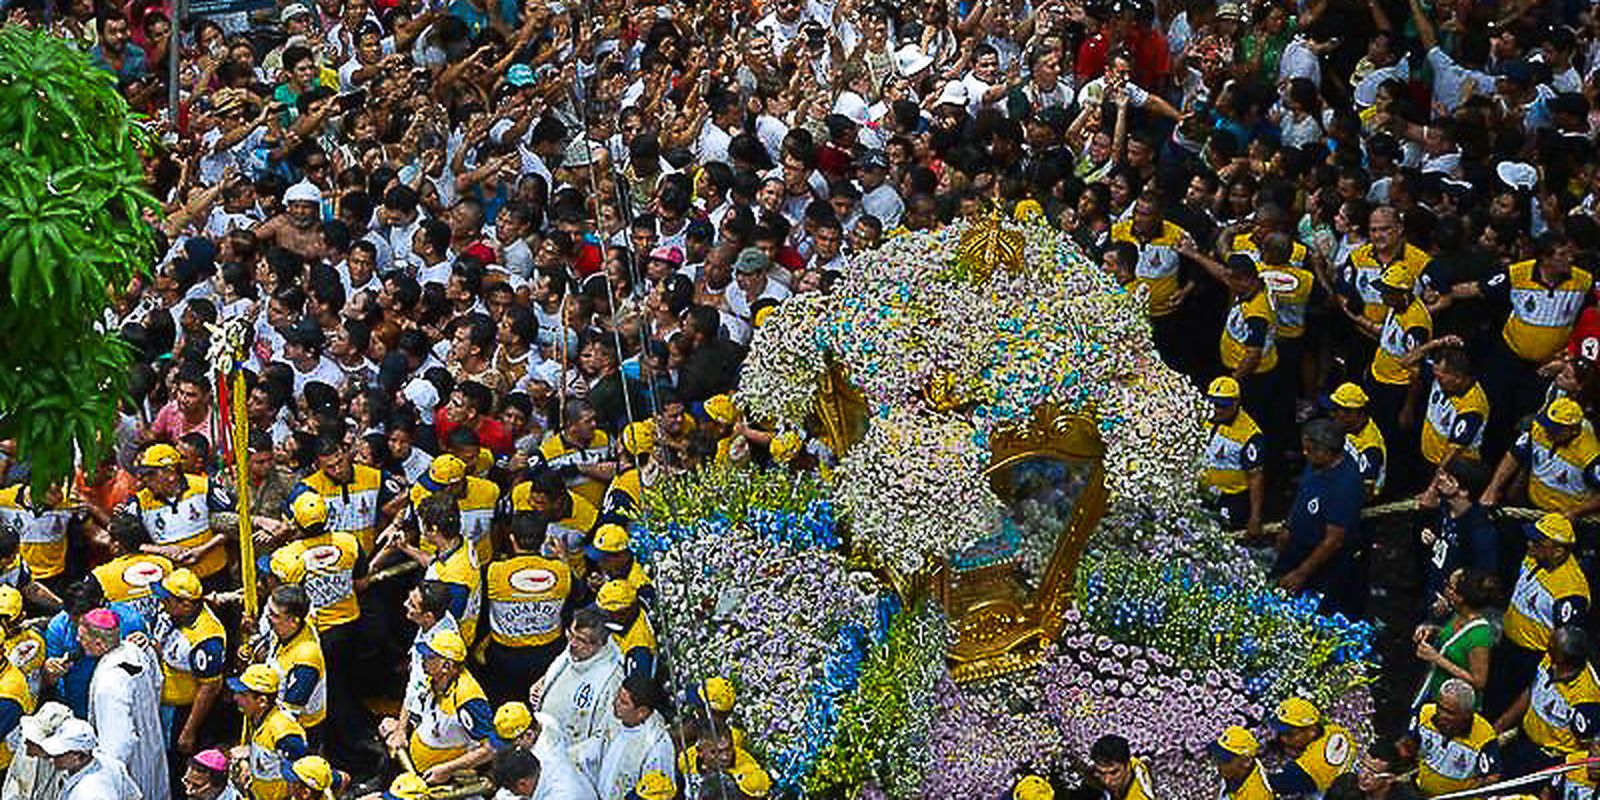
top-left (205, 318), bottom-right (259, 623)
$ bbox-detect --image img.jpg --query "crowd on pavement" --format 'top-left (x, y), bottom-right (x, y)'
top-left (13, 0), bottom-right (1600, 791)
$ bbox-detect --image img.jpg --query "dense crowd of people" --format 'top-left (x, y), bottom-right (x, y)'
top-left (9, 0), bottom-right (1600, 791)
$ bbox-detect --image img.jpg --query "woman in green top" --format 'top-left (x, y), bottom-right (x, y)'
top-left (1235, 6), bottom-right (1295, 88)
top-left (1412, 569), bottom-right (1501, 709)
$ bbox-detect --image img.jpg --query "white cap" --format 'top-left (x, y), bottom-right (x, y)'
top-left (832, 91), bottom-right (871, 126)
top-left (1496, 161), bottom-right (1538, 191)
top-left (37, 718), bottom-right (96, 757)
top-left (284, 181), bottom-right (323, 205)
top-left (894, 44), bottom-right (934, 77)
top-left (19, 702), bottom-right (73, 747)
top-left (935, 81), bottom-right (969, 108)
top-left (402, 376), bottom-right (440, 420)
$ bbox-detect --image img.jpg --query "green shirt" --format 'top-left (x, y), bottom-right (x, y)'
top-left (1418, 615), bottom-right (1496, 707)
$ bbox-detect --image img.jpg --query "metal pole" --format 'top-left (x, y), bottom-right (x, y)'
top-left (167, 0), bottom-right (185, 124)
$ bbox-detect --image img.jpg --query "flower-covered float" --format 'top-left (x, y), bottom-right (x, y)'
top-left (630, 213), bottom-right (1376, 798)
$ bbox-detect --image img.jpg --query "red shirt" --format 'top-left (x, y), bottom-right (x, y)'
top-left (1075, 26), bottom-right (1171, 89)
top-left (433, 409), bottom-right (516, 456)
top-left (1569, 303), bottom-right (1600, 363)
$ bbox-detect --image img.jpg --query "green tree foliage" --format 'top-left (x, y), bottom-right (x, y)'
top-left (0, 25), bottom-right (159, 492)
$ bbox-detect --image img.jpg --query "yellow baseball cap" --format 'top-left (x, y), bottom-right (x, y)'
top-left (383, 773), bottom-right (430, 800)
top-left (752, 305), bottom-right (777, 328)
top-left (1376, 265), bottom-right (1413, 293)
top-left (1014, 775), bottom-right (1054, 800)
top-left (291, 493), bottom-right (329, 528)
top-left (1207, 376), bottom-right (1241, 402)
top-left (415, 629), bottom-right (467, 662)
top-left (429, 454), bottom-right (467, 484)
top-left (622, 420), bottom-right (657, 456)
top-left (0, 586), bottom-right (22, 619)
top-left (1273, 697), bottom-right (1321, 730)
top-left (627, 771), bottom-right (678, 800)
top-left (1329, 383), bottom-right (1369, 409)
top-left (1014, 199), bottom-right (1045, 222)
top-left (270, 546), bottom-right (306, 584)
top-left (587, 524), bottom-right (630, 558)
top-left (227, 663), bottom-right (281, 695)
top-left (1529, 512), bottom-right (1577, 545)
top-left (284, 755), bottom-right (334, 791)
top-left (596, 579), bottom-right (638, 611)
top-left (138, 443), bottom-right (182, 469)
top-left (1209, 726), bottom-right (1259, 760)
top-left (155, 568), bottom-right (204, 601)
top-left (494, 702), bottom-right (532, 740)
top-left (1545, 397), bottom-right (1585, 428)
top-left (770, 432), bottom-right (803, 463)
top-left (698, 677), bottom-right (736, 713)
top-left (705, 394), bottom-right (738, 425)
top-left (730, 764), bottom-right (771, 798)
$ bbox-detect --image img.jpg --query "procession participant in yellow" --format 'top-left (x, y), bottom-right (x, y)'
top-left (1449, 231), bottom-right (1591, 366)
top-left (1420, 347), bottom-right (1491, 468)
top-left (1201, 377), bottom-right (1266, 540)
top-left (1492, 514), bottom-right (1591, 714)
top-left (1110, 191), bottom-right (1193, 367)
top-left (1268, 697), bottom-right (1357, 795)
top-left (1549, 742), bottom-right (1600, 799)
top-left (391, 629), bottom-right (499, 783)
top-left (598, 580), bottom-right (655, 679)
top-left (483, 513), bottom-right (574, 704)
top-left (271, 494), bottom-right (365, 633)
top-left (1482, 397), bottom-right (1600, 517)
top-left (701, 394), bottom-right (744, 468)
top-left (1339, 265), bottom-right (1434, 436)
top-left (1329, 384), bottom-right (1388, 498)
top-left (0, 586), bottom-right (44, 701)
top-left (227, 664), bottom-right (308, 800)
top-left (124, 443), bottom-right (233, 580)
top-left (0, 480), bottom-right (72, 590)
top-left (152, 568), bottom-right (227, 756)
top-left (1208, 726), bottom-right (1271, 800)
top-left (407, 493), bottom-right (482, 645)
top-left (585, 525), bottom-right (652, 602)
top-left (1013, 774), bottom-right (1054, 800)
top-left (602, 421), bottom-right (657, 525)
top-left (282, 755), bottom-right (350, 800)
top-left (1495, 625), bottom-right (1600, 773)
top-left (408, 454), bottom-right (500, 565)
top-left (1089, 734), bottom-right (1157, 800)
top-left (1400, 679), bottom-right (1499, 797)
top-left (1341, 205), bottom-right (1430, 324)
top-left (508, 470), bottom-right (599, 579)
top-left (532, 401), bottom-right (615, 508)
top-left (288, 435), bottom-right (398, 555)
top-left (691, 677), bottom-right (747, 750)
top-left (0, 590), bottom-right (34, 770)
top-left (261, 584), bottom-right (327, 734)
top-left (92, 514), bottom-right (173, 627)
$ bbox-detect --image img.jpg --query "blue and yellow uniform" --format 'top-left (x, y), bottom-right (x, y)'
top-left (485, 554), bottom-right (571, 649)
top-left (1412, 703), bottom-right (1499, 796)
top-left (533, 431), bottom-right (613, 508)
top-left (1511, 418), bottom-right (1600, 514)
top-left (1505, 554), bottom-right (1590, 653)
top-left (1483, 260), bottom-right (1594, 363)
top-left (1220, 289), bottom-right (1278, 374)
top-left (1232, 232), bottom-right (1309, 272)
top-left (289, 464), bottom-right (388, 554)
top-left (0, 485), bottom-right (71, 581)
top-left (0, 659), bottom-right (34, 769)
top-left (272, 532), bottom-right (364, 631)
top-left (125, 475), bottom-right (232, 578)
top-left (1221, 762), bottom-right (1272, 800)
top-left (409, 476), bottom-right (500, 565)
top-left (7, 627), bottom-right (46, 701)
top-left (1112, 219), bottom-right (1190, 316)
top-left (1270, 725), bottom-right (1357, 795)
top-left (1370, 299), bottom-right (1433, 387)
top-left (602, 467), bottom-right (645, 523)
top-left (247, 707), bottom-right (308, 800)
top-left (1345, 418), bottom-right (1388, 495)
top-left (411, 667), bottom-right (498, 771)
top-left (92, 553), bottom-right (173, 626)
top-left (508, 482), bottom-right (599, 576)
top-left (1117, 756), bottom-right (1157, 799)
top-left (267, 623), bottom-right (327, 730)
top-left (1523, 654), bottom-right (1600, 754)
top-left (426, 542), bottom-right (482, 645)
top-left (1549, 750), bottom-right (1600, 799)
top-left (155, 605), bottom-right (227, 708)
top-left (1421, 377), bottom-right (1490, 466)
top-left (1259, 263), bottom-right (1316, 340)
top-left (1343, 242), bottom-right (1431, 323)
top-left (1203, 411), bottom-right (1265, 500)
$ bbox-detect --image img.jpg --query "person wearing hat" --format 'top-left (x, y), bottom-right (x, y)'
top-left (1201, 376), bottom-right (1267, 540)
top-left (1089, 734), bottom-right (1156, 800)
top-left (531, 400), bottom-right (616, 510)
top-left (1418, 346), bottom-right (1492, 471)
top-left (1493, 513), bottom-right (1590, 708)
top-left (726, 247), bottom-right (791, 347)
top-left (1276, 419), bottom-right (1367, 616)
top-left (92, 513), bottom-right (174, 628)
top-left (0, 584), bottom-right (45, 705)
top-left (483, 513), bottom-right (574, 704)
top-left (1013, 773), bottom-right (1054, 800)
top-left (229, 663), bottom-right (309, 800)
top-left (124, 441), bottom-right (234, 579)
top-left (290, 431), bottom-right (395, 557)
top-left (404, 450), bottom-right (501, 566)
top-left (1340, 262), bottom-right (1435, 439)
top-left (1496, 625), bottom-right (1600, 774)
top-left (1398, 678), bottom-right (1499, 797)
top-left (43, 717), bottom-right (142, 800)
top-left (283, 755), bottom-right (348, 800)
top-left (857, 153), bottom-right (903, 233)
top-left (1342, 206), bottom-right (1431, 325)
top-left (182, 748), bottom-right (241, 800)
top-left (1329, 383), bottom-right (1388, 497)
top-left (602, 421), bottom-right (657, 524)
top-left (495, 701), bottom-right (599, 800)
top-left (396, 628), bottom-right (499, 783)
top-left (83, 604), bottom-right (168, 800)
top-left (1269, 696), bottom-right (1357, 795)
top-left (397, 492), bottom-right (482, 646)
top-left (1209, 726), bottom-right (1271, 799)
top-left (0, 588), bottom-right (34, 771)
top-left (597, 579), bottom-right (656, 679)
top-left (153, 567), bottom-right (228, 757)
top-left (585, 524), bottom-right (652, 599)
top-left (677, 714), bottom-right (758, 797)
top-left (574, 672), bottom-right (675, 800)
top-left (1483, 396), bottom-right (1600, 517)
